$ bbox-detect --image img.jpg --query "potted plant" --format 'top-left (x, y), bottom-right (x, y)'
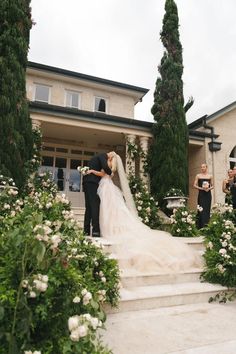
top-left (164, 188), bottom-right (188, 210)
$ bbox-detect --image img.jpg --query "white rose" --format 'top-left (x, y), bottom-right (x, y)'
top-left (83, 313), bottom-right (91, 321)
top-left (81, 288), bottom-right (88, 296)
top-left (83, 292), bottom-right (92, 305)
top-left (73, 296), bottom-right (81, 303)
top-left (90, 317), bottom-right (99, 329)
top-left (68, 315), bottom-right (80, 331)
top-left (33, 351), bottom-right (41, 354)
top-left (78, 325), bottom-right (88, 338)
top-left (41, 275), bottom-right (48, 283)
top-left (219, 248), bottom-right (227, 255)
top-left (70, 328), bottom-right (80, 342)
top-left (29, 291), bottom-right (37, 298)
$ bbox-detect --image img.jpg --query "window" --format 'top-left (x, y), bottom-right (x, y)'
top-left (35, 84), bottom-right (50, 103)
top-left (94, 97), bottom-right (106, 113)
top-left (66, 90), bottom-right (79, 108)
top-left (229, 146), bottom-right (236, 169)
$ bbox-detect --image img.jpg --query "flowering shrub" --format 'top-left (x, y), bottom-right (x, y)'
top-left (0, 175), bottom-right (16, 188)
top-left (0, 174), bottom-right (119, 354)
top-left (170, 206), bottom-right (199, 237)
top-left (129, 175), bottom-right (161, 229)
top-left (201, 204), bottom-right (236, 289)
top-left (165, 188), bottom-right (185, 198)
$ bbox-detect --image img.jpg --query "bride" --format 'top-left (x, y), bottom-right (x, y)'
top-left (87, 152), bottom-right (202, 274)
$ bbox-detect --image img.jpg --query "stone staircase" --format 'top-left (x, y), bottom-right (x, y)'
top-left (73, 208), bottom-right (228, 313)
top-left (99, 237), bottom-right (229, 314)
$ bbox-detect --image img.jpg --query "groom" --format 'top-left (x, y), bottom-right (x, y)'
top-left (82, 152), bottom-right (113, 237)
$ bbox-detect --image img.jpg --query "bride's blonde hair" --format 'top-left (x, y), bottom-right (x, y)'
top-left (109, 151), bottom-right (117, 173)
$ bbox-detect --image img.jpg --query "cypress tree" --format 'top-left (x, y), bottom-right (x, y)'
top-left (150, 0), bottom-right (193, 206)
top-left (0, 0), bottom-right (33, 188)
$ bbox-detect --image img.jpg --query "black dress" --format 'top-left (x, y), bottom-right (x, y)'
top-left (197, 178), bottom-right (212, 229)
top-left (231, 176), bottom-right (236, 209)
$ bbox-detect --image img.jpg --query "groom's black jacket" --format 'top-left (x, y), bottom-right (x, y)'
top-left (82, 153), bottom-right (112, 185)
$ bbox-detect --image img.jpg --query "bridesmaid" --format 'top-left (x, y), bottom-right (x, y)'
top-left (193, 163), bottom-right (213, 229)
top-left (222, 169), bottom-right (234, 204)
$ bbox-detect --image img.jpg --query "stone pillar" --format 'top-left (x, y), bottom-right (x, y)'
top-left (139, 136), bottom-right (149, 185)
top-left (125, 134), bottom-right (136, 175)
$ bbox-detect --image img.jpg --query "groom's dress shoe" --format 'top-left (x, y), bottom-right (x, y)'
top-left (92, 232), bottom-right (100, 237)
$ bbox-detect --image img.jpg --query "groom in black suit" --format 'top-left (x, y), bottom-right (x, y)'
top-left (82, 152), bottom-right (112, 237)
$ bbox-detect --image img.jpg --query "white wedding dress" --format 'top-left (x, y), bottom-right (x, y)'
top-left (97, 155), bottom-right (202, 274)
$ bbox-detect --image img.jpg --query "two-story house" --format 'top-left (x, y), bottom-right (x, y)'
top-left (26, 62), bottom-right (236, 209)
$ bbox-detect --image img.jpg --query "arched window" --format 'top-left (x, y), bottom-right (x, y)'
top-left (229, 146), bottom-right (236, 168)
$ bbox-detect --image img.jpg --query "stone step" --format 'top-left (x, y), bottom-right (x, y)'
top-left (71, 207), bottom-right (85, 222)
top-left (105, 282), bottom-right (228, 314)
top-left (176, 236), bottom-right (205, 251)
top-left (120, 268), bottom-right (203, 287)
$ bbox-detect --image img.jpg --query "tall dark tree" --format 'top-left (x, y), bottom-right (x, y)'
top-left (150, 0), bottom-right (193, 206)
top-left (0, 0), bottom-right (33, 188)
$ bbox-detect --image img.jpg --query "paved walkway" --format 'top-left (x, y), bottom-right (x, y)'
top-left (101, 302), bottom-right (236, 354)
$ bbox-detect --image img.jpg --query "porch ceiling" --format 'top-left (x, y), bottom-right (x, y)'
top-left (41, 121), bottom-right (125, 146)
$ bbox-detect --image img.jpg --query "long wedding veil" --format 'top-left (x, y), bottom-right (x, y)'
top-left (115, 154), bottom-right (139, 219)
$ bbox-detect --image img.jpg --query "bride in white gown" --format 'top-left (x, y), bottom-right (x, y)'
top-left (87, 152), bottom-right (202, 274)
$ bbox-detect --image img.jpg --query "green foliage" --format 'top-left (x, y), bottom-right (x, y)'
top-left (0, 175), bottom-right (120, 353)
top-left (201, 204), bottom-right (236, 289)
top-left (0, 0), bottom-right (33, 188)
top-left (129, 175), bottom-right (161, 229)
top-left (149, 0), bottom-right (190, 207)
top-left (170, 206), bottom-right (199, 237)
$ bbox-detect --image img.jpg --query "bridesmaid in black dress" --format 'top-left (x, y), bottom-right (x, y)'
top-left (193, 163), bottom-right (213, 229)
top-left (222, 169), bottom-right (234, 204)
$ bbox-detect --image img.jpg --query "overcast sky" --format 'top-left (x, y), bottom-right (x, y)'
top-left (28, 0), bottom-right (236, 123)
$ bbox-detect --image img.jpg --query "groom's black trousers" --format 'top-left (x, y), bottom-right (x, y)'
top-left (83, 182), bottom-right (100, 236)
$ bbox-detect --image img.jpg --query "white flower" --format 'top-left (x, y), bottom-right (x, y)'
top-left (3, 203), bottom-right (10, 209)
top-left (83, 313), bottom-right (91, 321)
top-left (137, 206), bottom-right (142, 211)
top-left (217, 264), bottom-right (225, 273)
top-left (78, 325), bottom-right (88, 337)
top-left (219, 248), bottom-right (227, 255)
top-left (90, 317), bottom-right (99, 329)
top-left (33, 280), bottom-right (48, 292)
top-left (70, 328), bottom-right (81, 342)
top-left (41, 275), bottom-right (48, 283)
top-left (21, 279), bottom-right (29, 288)
top-left (176, 229), bottom-right (180, 233)
top-left (81, 288), bottom-right (88, 296)
top-left (83, 292), bottom-right (92, 305)
top-left (197, 205), bottom-right (203, 212)
top-left (207, 241), bottom-right (213, 250)
top-left (51, 234), bottom-right (61, 248)
top-left (29, 291), bottom-right (37, 298)
top-left (221, 241), bottom-right (228, 248)
top-left (68, 315), bottom-right (80, 331)
top-left (101, 277), bottom-right (106, 283)
top-left (73, 296), bottom-right (81, 303)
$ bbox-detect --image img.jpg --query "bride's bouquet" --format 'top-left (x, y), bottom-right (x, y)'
top-left (77, 166), bottom-right (89, 175)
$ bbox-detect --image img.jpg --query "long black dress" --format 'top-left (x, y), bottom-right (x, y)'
top-left (197, 178), bottom-right (212, 229)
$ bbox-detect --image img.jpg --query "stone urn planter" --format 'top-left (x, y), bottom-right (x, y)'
top-left (163, 196), bottom-right (188, 210)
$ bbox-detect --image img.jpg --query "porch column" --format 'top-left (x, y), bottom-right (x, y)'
top-left (125, 134), bottom-right (136, 175)
top-left (139, 136), bottom-right (149, 185)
